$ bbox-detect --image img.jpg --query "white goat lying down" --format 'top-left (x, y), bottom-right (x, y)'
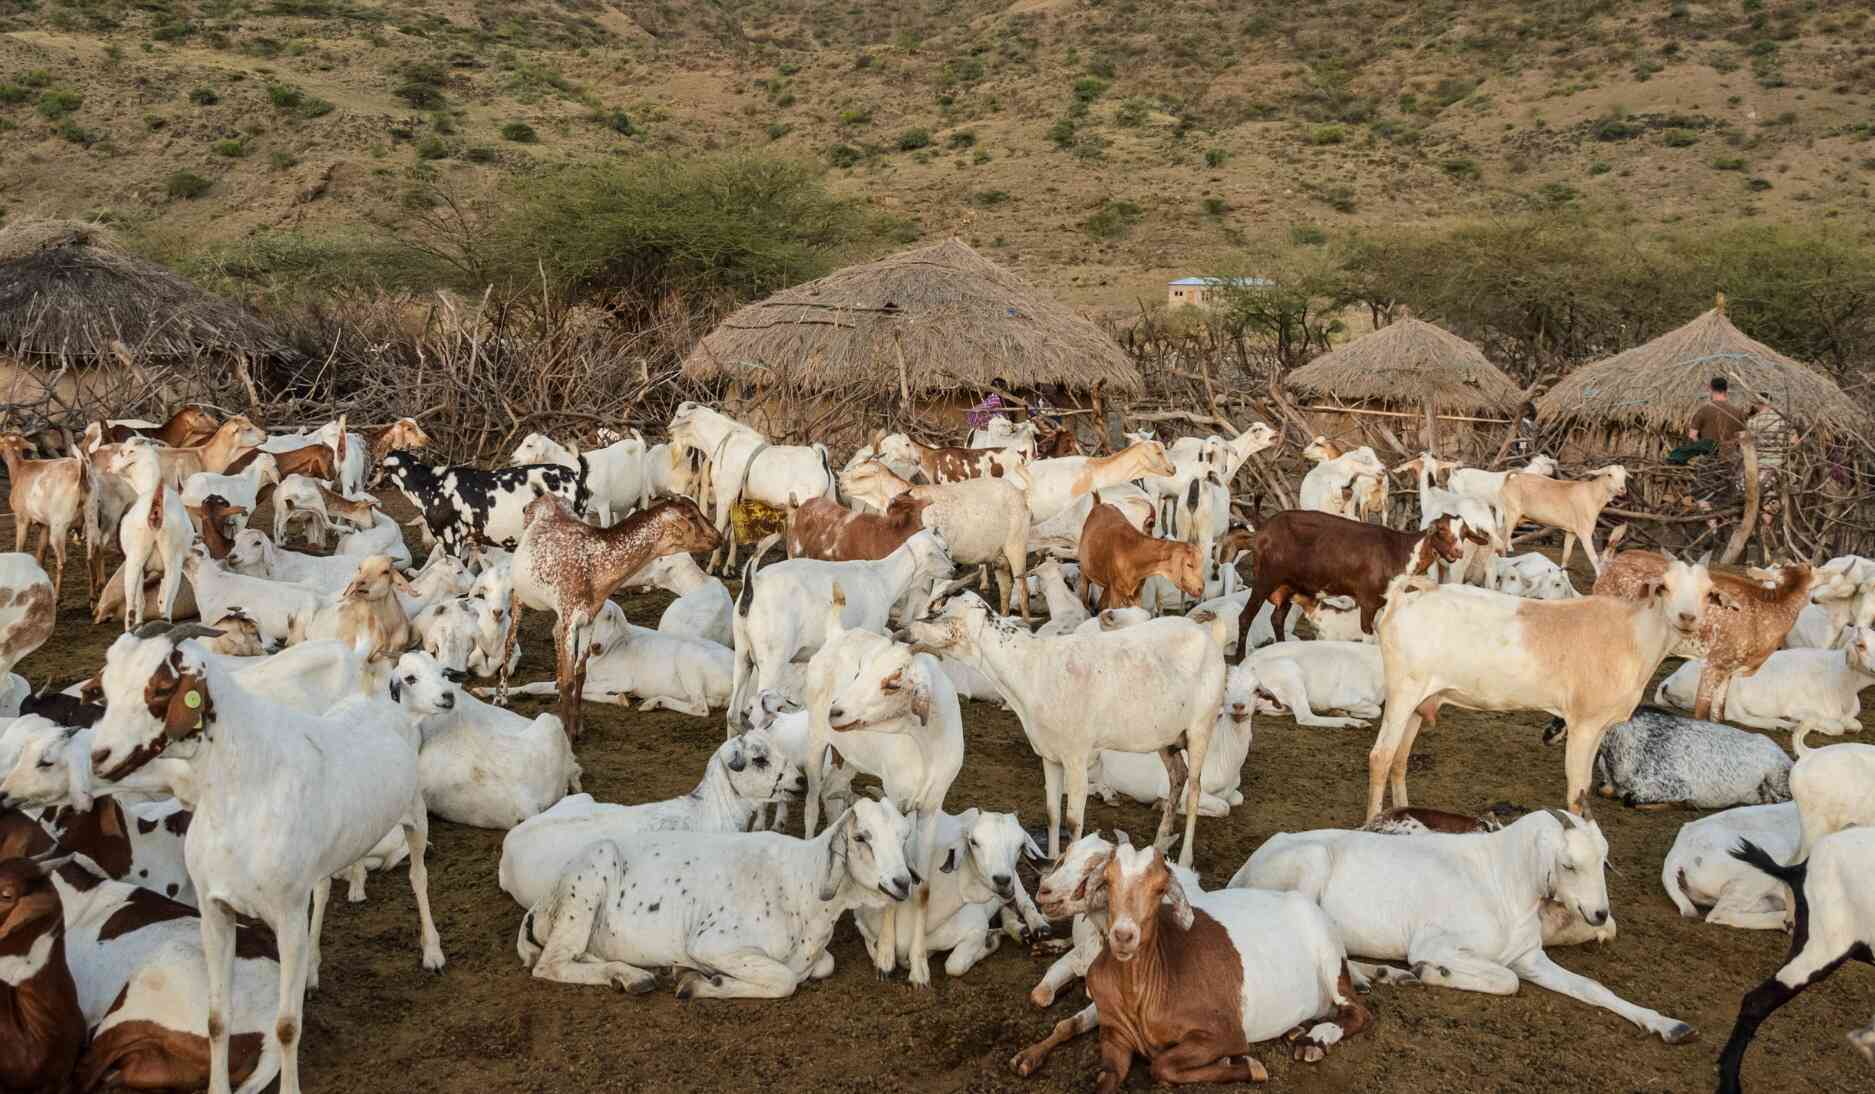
top-left (497, 730), bottom-right (800, 910)
top-left (1248, 641), bottom-right (1385, 729)
top-left (1093, 662), bottom-right (1256, 817)
top-left (1661, 802), bottom-right (1799, 930)
top-left (625, 551), bottom-right (732, 647)
top-left (1716, 827), bottom-right (1875, 1089)
top-left (854, 808), bottom-right (1048, 979)
top-left (1490, 552), bottom-right (1579, 599)
top-left (516, 797), bottom-right (915, 998)
top-left (1784, 554), bottom-right (1875, 649)
top-left (385, 651), bottom-right (582, 829)
top-left (1231, 808), bottom-right (1698, 1044)
top-left (499, 601), bottom-right (731, 717)
top-left (1656, 624), bottom-right (1875, 737)
top-left (1541, 705), bottom-right (1792, 809)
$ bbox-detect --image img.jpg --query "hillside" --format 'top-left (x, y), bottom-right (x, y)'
top-left (3, 0), bottom-right (1873, 306)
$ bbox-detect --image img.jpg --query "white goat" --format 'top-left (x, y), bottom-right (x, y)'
top-left (668, 402), bottom-right (834, 571)
top-left (838, 461), bottom-right (1034, 620)
top-left (903, 592), bottom-right (1224, 866)
top-left (502, 601), bottom-right (731, 717)
top-left (86, 624), bottom-right (444, 1094)
top-left (226, 530), bottom-right (359, 596)
top-left (182, 548), bottom-right (322, 648)
top-left (1655, 624), bottom-right (1875, 736)
top-left (516, 797), bottom-right (915, 998)
top-left (511, 430), bottom-right (650, 527)
top-left (1491, 552), bottom-right (1579, 599)
top-left (108, 441), bottom-right (192, 630)
top-left (726, 529), bottom-right (953, 730)
top-left (1233, 809), bottom-right (1697, 1043)
top-left (1299, 437), bottom-right (1386, 521)
top-left (1093, 661), bottom-right (1255, 816)
top-left (1249, 640), bottom-right (1386, 728)
top-left (623, 550), bottom-right (732, 646)
top-left (182, 453), bottom-right (279, 515)
top-left (336, 510), bottom-right (411, 568)
top-left (1661, 801), bottom-right (1799, 930)
top-left (1019, 441), bottom-right (1176, 525)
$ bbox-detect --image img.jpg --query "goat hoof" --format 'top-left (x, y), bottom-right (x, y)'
top-left (1661, 1023), bottom-right (1698, 1046)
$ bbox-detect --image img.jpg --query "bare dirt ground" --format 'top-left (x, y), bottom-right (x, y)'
top-left (11, 508), bottom-right (1872, 1094)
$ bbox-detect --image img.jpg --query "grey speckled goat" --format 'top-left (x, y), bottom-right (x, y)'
top-left (1543, 705), bottom-right (1791, 809)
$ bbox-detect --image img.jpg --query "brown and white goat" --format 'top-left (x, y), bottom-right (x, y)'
top-left (875, 432), bottom-right (1027, 484)
top-left (0, 432), bottom-right (97, 601)
top-left (1083, 841), bottom-right (1371, 1091)
top-left (371, 417), bottom-right (431, 461)
top-left (1499, 464), bottom-right (1628, 574)
top-left (223, 440), bottom-right (336, 483)
top-left (1595, 551), bottom-right (1812, 719)
top-left (504, 494), bottom-right (722, 738)
top-left (186, 494), bottom-right (248, 561)
top-left (329, 554), bottom-right (417, 662)
top-left (1078, 498), bottom-right (1204, 610)
top-left (785, 494), bottom-right (932, 562)
top-left (0, 858), bottom-right (85, 1093)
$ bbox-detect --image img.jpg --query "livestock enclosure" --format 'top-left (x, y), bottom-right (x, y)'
top-left (1, 499), bottom-right (1867, 1094)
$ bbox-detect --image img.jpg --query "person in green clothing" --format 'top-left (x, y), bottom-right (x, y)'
top-left (1667, 376), bottom-right (1748, 464)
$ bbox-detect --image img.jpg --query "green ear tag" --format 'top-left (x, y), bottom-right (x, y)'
top-left (184, 690), bottom-right (202, 709)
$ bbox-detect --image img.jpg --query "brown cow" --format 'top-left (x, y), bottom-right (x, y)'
top-left (1595, 550), bottom-right (1813, 719)
top-left (1234, 509), bottom-right (1481, 658)
top-left (785, 494), bottom-right (933, 562)
top-left (1078, 499), bottom-right (1204, 610)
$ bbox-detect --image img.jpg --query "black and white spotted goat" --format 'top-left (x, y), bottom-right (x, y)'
top-left (372, 449), bottom-right (588, 557)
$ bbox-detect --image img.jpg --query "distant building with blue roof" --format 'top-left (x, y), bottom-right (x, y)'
top-left (1166, 275), bottom-right (1272, 310)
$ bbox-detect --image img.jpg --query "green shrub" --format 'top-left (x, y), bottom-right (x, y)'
top-left (165, 171), bottom-right (212, 199)
top-left (464, 146), bottom-right (497, 163)
top-left (0, 84), bottom-right (26, 105)
top-left (189, 86), bottom-right (219, 105)
top-left (150, 19), bottom-right (194, 41)
top-left (971, 189), bottom-right (1009, 207)
top-left (1083, 198), bottom-right (1142, 240)
top-left (1200, 196), bottom-right (1228, 215)
top-left (270, 150), bottom-right (298, 170)
top-left (1311, 183), bottom-right (1356, 212)
top-left (946, 129), bottom-right (975, 149)
top-left (143, 113), bottom-right (166, 130)
top-left (267, 83), bottom-right (300, 109)
top-left (1588, 160), bottom-right (1611, 175)
top-left (1535, 181), bottom-right (1580, 206)
top-left (1072, 76), bottom-right (1107, 103)
top-left (500, 121), bottom-right (537, 143)
top-left (1047, 118), bottom-right (1076, 149)
top-left (1204, 147), bottom-right (1228, 168)
top-left (1289, 223), bottom-right (1327, 245)
top-left (1114, 96), bottom-right (1151, 127)
top-left (1442, 157), bottom-right (1481, 179)
top-left (1594, 114), bottom-right (1641, 141)
top-left (1711, 156), bottom-right (1747, 170)
top-left (35, 89), bottom-right (81, 119)
top-left (212, 138), bottom-right (246, 157)
top-left (895, 128), bottom-right (931, 151)
top-left (1745, 176), bottom-right (1772, 191)
top-left (599, 109), bottom-right (634, 135)
top-left (1663, 128), bottom-right (1698, 147)
top-left (19, 70), bottom-right (50, 88)
top-left (56, 120), bottom-right (97, 145)
top-left (415, 136), bottom-right (449, 159)
top-left (395, 81), bottom-right (446, 110)
top-left (765, 123), bottom-right (790, 141)
top-left (837, 106), bottom-right (872, 127)
top-left (827, 143), bottom-right (863, 167)
top-left (1308, 124), bottom-right (1345, 146)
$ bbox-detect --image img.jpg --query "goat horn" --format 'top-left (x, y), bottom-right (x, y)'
top-left (165, 623), bottom-right (227, 643)
top-left (1543, 807), bottom-right (1576, 830)
top-left (131, 620), bottom-right (176, 639)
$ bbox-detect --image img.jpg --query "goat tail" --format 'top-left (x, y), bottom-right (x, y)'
top-left (815, 444), bottom-right (835, 500)
top-left (1375, 573), bottom-right (1422, 635)
top-left (1791, 725), bottom-right (1820, 758)
top-left (1730, 837), bottom-right (1806, 888)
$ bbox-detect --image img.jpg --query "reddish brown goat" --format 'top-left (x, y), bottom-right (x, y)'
top-left (1035, 425), bottom-right (1082, 458)
top-left (92, 406), bottom-right (221, 450)
top-left (185, 494), bottom-right (248, 561)
top-left (224, 442), bottom-right (338, 483)
top-left (785, 494), bottom-right (933, 562)
top-left (1594, 550), bottom-right (1813, 719)
top-left (1078, 499), bottom-right (1205, 610)
top-left (1233, 509), bottom-right (1480, 659)
top-left (0, 857), bottom-right (86, 1094)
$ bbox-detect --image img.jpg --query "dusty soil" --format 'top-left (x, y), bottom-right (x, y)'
top-left (12, 513), bottom-right (1872, 1094)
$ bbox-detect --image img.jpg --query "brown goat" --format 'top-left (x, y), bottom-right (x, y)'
top-left (186, 494), bottom-right (248, 561)
top-left (330, 555), bottom-right (416, 662)
top-left (1594, 550), bottom-right (1813, 719)
top-left (786, 494), bottom-right (932, 562)
top-left (1078, 499), bottom-right (1205, 610)
top-left (1234, 509), bottom-right (1479, 658)
top-left (371, 417), bottom-right (431, 461)
top-left (88, 406), bottom-right (221, 450)
top-left (224, 441), bottom-right (337, 483)
top-left (0, 857), bottom-right (86, 1093)
top-left (503, 494), bottom-right (722, 738)
top-left (0, 432), bottom-right (95, 601)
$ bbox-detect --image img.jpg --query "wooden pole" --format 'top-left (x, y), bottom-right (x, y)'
top-left (1721, 436), bottom-right (1760, 565)
top-left (1423, 398), bottom-right (1438, 456)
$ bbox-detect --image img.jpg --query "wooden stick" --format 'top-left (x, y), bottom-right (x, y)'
top-left (1301, 404), bottom-right (1511, 425)
top-left (1721, 436), bottom-right (1761, 565)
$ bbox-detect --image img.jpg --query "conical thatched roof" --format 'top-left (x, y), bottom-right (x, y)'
top-left (1536, 303), bottom-right (1865, 435)
top-left (0, 218), bottom-right (293, 366)
top-left (1284, 316), bottom-right (1522, 414)
top-left (681, 238), bottom-right (1141, 395)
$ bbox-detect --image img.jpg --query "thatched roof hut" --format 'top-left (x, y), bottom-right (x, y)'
top-left (1536, 299), bottom-right (1865, 436)
top-left (1284, 316), bottom-right (1523, 415)
top-left (681, 238), bottom-right (1141, 399)
top-left (0, 218), bottom-right (293, 369)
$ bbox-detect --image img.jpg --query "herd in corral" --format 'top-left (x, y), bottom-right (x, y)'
top-left (0, 399), bottom-right (1869, 1093)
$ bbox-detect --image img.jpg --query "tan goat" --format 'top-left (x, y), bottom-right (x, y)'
top-left (0, 432), bottom-right (97, 600)
top-left (1498, 464), bottom-right (1628, 574)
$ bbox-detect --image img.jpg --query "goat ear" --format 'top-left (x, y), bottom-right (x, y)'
top-left (908, 670), bottom-right (932, 726)
top-left (940, 846), bottom-right (958, 874)
top-left (1022, 828), bottom-right (1046, 863)
top-left (817, 808), bottom-right (856, 901)
top-left (1573, 789), bottom-right (1595, 824)
top-left (1162, 864), bottom-right (1196, 930)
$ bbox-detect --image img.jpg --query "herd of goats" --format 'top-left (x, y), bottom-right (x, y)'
top-left (0, 398), bottom-right (1870, 1094)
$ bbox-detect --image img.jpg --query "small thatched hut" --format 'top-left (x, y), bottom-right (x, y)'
top-left (0, 218), bottom-right (293, 420)
top-left (681, 238), bottom-right (1140, 439)
top-left (1282, 315), bottom-right (1524, 455)
top-left (1535, 298), bottom-right (1865, 447)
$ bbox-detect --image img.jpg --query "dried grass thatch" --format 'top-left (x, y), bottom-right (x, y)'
top-left (1283, 316), bottom-right (1522, 414)
top-left (681, 238), bottom-right (1141, 396)
top-left (1536, 302), bottom-right (1865, 435)
top-left (0, 217), bottom-right (294, 367)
